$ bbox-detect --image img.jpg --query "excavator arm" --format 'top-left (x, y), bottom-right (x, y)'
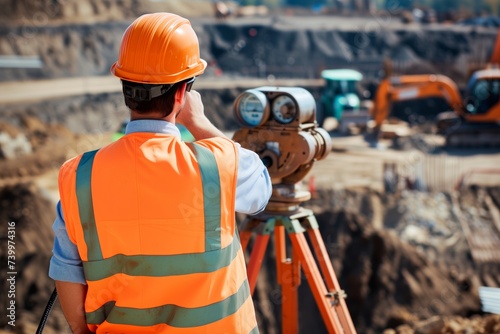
top-left (490, 27), bottom-right (500, 66)
top-left (370, 74), bottom-right (463, 129)
top-left (368, 30), bottom-right (500, 147)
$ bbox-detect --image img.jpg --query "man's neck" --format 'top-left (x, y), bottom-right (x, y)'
top-left (130, 110), bottom-right (176, 123)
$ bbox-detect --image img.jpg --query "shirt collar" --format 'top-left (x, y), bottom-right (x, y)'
top-left (125, 119), bottom-right (181, 138)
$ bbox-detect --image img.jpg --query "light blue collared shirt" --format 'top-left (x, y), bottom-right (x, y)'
top-left (49, 120), bottom-right (272, 284)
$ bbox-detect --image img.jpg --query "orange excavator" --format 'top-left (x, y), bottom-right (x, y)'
top-left (370, 30), bottom-right (500, 147)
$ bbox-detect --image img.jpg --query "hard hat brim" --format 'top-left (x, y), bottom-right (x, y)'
top-left (110, 59), bottom-right (207, 85)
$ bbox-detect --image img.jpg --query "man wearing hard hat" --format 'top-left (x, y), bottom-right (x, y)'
top-left (49, 13), bottom-right (271, 333)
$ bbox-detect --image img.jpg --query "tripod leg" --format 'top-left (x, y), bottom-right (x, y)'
top-left (288, 229), bottom-right (345, 334)
top-left (305, 216), bottom-right (357, 333)
top-left (243, 218), bottom-right (275, 294)
top-left (275, 224), bottom-right (300, 333)
top-left (239, 218), bottom-right (260, 251)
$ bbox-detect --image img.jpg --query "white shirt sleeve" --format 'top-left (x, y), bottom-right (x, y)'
top-left (235, 145), bottom-right (272, 215)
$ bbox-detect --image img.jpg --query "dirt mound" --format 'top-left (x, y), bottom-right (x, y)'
top-left (0, 116), bottom-right (75, 180)
top-left (386, 314), bottom-right (500, 334)
top-left (0, 183), bottom-right (68, 333)
top-left (248, 188), bottom-right (500, 334)
top-left (315, 197), bottom-right (477, 333)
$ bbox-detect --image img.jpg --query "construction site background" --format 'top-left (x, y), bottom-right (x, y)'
top-left (1, 1), bottom-right (500, 333)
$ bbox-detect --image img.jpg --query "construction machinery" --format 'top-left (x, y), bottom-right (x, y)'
top-left (319, 69), bottom-right (370, 133)
top-left (369, 70), bottom-right (500, 147)
top-left (370, 26), bottom-right (500, 147)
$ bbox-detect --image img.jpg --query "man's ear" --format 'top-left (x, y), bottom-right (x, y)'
top-left (174, 83), bottom-right (187, 106)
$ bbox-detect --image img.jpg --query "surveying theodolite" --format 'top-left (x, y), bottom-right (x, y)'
top-left (232, 87), bottom-right (356, 334)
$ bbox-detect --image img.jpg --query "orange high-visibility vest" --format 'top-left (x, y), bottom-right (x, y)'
top-left (58, 133), bottom-right (258, 334)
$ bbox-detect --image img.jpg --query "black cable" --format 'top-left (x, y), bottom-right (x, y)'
top-left (36, 288), bottom-right (58, 334)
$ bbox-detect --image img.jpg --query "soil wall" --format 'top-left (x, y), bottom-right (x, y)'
top-left (1, 19), bottom-right (497, 86)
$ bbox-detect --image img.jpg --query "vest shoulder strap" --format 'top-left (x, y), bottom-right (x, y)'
top-left (75, 149), bottom-right (102, 261)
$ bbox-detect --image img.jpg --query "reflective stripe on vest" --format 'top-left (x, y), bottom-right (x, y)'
top-left (86, 279), bottom-right (250, 327)
top-left (74, 142), bottom-right (255, 331)
top-left (190, 143), bottom-right (221, 252)
top-left (76, 149), bottom-right (102, 261)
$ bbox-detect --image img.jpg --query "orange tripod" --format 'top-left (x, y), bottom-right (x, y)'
top-left (240, 207), bottom-right (356, 334)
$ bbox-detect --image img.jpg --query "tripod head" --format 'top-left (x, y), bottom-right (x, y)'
top-left (232, 86), bottom-right (332, 214)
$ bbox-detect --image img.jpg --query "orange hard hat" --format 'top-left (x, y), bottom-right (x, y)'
top-left (111, 13), bottom-right (207, 84)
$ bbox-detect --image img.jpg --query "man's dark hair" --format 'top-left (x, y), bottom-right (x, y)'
top-left (122, 80), bottom-right (183, 117)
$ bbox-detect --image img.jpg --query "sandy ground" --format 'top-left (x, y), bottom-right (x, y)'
top-left (312, 134), bottom-right (500, 192)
